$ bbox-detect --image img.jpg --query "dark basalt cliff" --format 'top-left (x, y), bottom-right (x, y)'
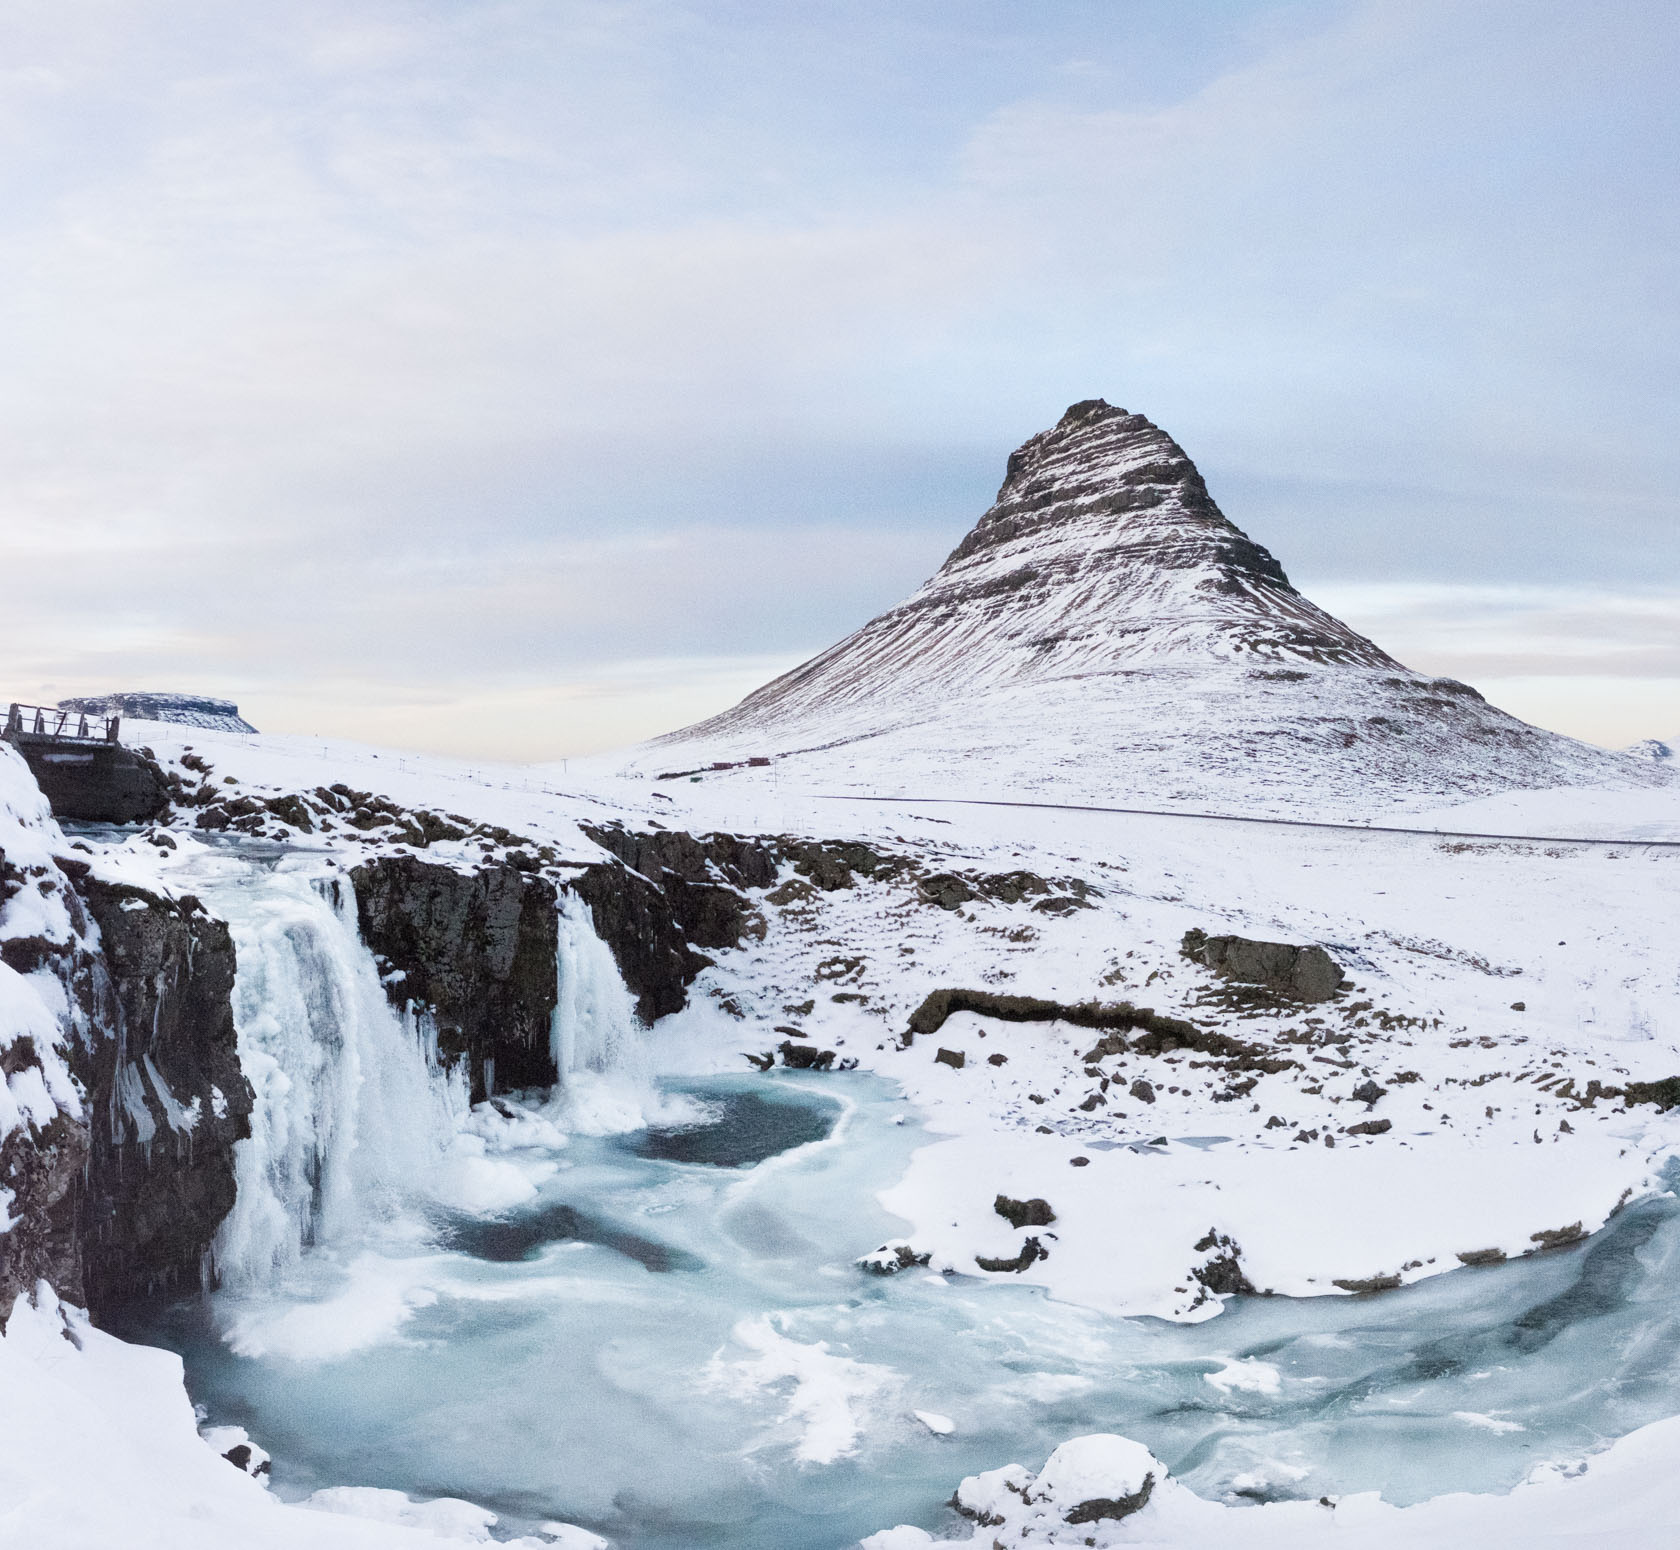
top-left (71, 875), bottom-right (253, 1314)
top-left (572, 824), bottom-right (777, 1023)
top-left (1, 848), bottom-right (250, 1323)
top-left (351, 857), bottom-right (561, 1100)
top-left (0, 836), bottom-right (93, 1322)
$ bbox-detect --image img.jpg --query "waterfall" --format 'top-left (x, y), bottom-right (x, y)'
top-left (209, 866), bottom-right (467, 1287)
top-left (547, 891), bottom-right (662, 1134)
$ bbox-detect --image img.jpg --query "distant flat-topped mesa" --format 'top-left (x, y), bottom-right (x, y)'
top-left (636, 401), bottom-right (1667, 815)
top-left (58, 692), bottom-right (257, 734)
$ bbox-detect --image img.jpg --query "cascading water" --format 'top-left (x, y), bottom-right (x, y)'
top-left (118, 852), bottom-right (1680, 1550)
top-left (203, 861), bottom-right (469, 1287)
top-left (546, 890), bottom-right (682, 1135)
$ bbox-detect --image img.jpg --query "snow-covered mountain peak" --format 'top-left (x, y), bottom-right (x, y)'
top-left (924, 397), bottom-right (1397, 677)
top-left (639, 404), bottom-right (1669, 815)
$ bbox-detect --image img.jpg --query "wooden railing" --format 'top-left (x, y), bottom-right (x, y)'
top-left (4, 703), bottom-right (121, 744)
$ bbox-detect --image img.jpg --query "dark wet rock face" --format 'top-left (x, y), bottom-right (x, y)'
top-left (574, 823), bottom-right (919, 1024)
top-left (71, 877), bottom-right (253, 1315)
top-left (574, 822), bottom-right (778, 1023)
top-left (1181, 929), bottom-right (1345, 1003)
top-left (351, 857), bottom-right (560, 1101)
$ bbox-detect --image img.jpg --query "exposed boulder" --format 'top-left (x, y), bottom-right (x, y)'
top-left (858, 1242), bottom-right (931, 1275)
top-left (917, 874), bottom-right (976, 911)
top-left (1034, 1434), bottom-right (1159, 1525)
top-left (351, 857), bottom-right (560, 1101)
top-left (1190, 1229), bottom-right (1256, 1298)
top-left (778, 1040), bottom-right (836, 1071)
top-left (953, 1435), bottom-right (1162, 1533)
top-left (994, 1195), bottom-right (1055, 1229)
top-left (1180, 928), bottom-right (1345, 1002)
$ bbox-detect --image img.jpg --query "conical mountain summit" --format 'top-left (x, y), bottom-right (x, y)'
top-left (637, 401), bottom-right (1663, 815)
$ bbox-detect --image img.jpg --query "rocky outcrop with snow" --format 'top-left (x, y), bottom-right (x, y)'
top-left (641, 401), bottom-right (1667, 815)
top-left (865, 1420), bottom-right (1680, 1548)
top-left (0, 745), bottom-right (93, 1321)
top-left (1, 743), bottom-right (253, 1319)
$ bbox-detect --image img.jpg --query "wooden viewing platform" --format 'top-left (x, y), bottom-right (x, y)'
top-left (3, 701), bottom-right (170, 822)
top-left (4, 702), bottom-right (122, 746)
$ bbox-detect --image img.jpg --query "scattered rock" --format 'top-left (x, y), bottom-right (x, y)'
top-left (1332, 1272), bottom-right (1402, 1293)
top-left (779, 1040), bottom-right (837, 1071)
top-left (1129, 1078), bottom-right (1156, 1104)
top-left (1350, 1078), bottom-right (1387, 1107)
top-left (1190, 1229), bottom-right (1256, 1297)
top-left (1529, 1221), bottom-right (1585, 1250)
top-left (917, 874), bottom-right (976, 911)
top-left (976, 1236), bottom-right (1048, 1273)
top-left (934, 1047), bottom-right (965, 1070)
top-left (1344, 1118), bottom-right (1391, 1136)
top-left (1456, 1247), bottom-right (1507, 1267)
top-left (994, 1195), bottom-right (1056, 1229)
top-left (859, 1242), bottom-right (931, 1275)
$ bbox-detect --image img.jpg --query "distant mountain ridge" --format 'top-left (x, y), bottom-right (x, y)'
top-left (58, 692), bottom-right (256, 734)
top-left (638, 401), bottom-right (1668, 815)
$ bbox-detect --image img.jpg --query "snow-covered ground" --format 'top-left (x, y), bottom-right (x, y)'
top-left (6, 717), bottom-right (1680, 1546)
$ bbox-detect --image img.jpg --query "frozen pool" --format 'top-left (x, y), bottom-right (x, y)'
top-left (111, 853), bottom-right (1680, 1548)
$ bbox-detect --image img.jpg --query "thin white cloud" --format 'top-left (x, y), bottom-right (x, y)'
top-left (0, 0), bottom-right (1675, 758)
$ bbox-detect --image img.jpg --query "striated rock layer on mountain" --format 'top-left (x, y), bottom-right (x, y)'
top-left (639, 400), bottom-right (1667, 815)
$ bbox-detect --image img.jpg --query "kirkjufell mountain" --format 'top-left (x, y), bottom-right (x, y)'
top-left (637, 400), bottom-right (1664, 814)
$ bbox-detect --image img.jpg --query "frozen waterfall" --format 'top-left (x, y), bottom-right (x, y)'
top-left (547, 891), bottom-right (665, 1134)
top-left (208, 866), bottom-right (468, 1287)
top-left (198, 860), bottom-right (658, 1289)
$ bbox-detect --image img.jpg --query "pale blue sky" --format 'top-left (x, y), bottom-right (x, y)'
top-left (3, 0), bottom-right (1676, 756)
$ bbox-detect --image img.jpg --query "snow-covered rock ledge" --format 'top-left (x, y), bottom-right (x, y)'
top-left (876, 1124), bottom-right (1676, 1321)
top-left (0, 1284), bottom-right (608, 1549)
top-left (865, 1424), bottom-right (1680, 1548)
